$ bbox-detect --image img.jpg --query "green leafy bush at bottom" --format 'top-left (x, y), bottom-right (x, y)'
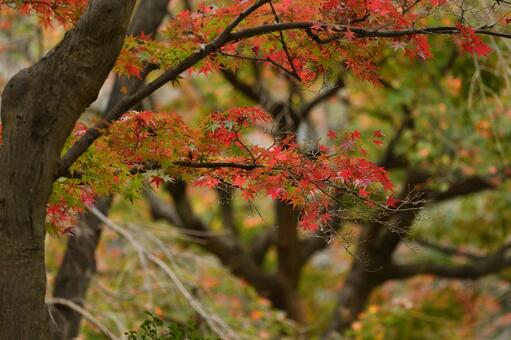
top-left (125, 312), bottom-right (218, 340)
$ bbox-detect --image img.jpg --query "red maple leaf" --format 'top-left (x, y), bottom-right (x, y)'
top-left (373, 130), bottom-right (385, 138)
top-left (386, 195), bottom-right (400, 208)
top-left (327, 129), bottom-right (337, 139)
top-left (267, 187), bottom-right (283, 200)
top-left (150, 175), bottom-right (165, 188)
top-left (358, 187), bottom-right (369, 197)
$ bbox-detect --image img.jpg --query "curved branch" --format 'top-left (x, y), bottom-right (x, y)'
top-left (299, 78), bottom-right (344, 119)
top-left (429, 173), bottom-right (504, 203)
top-left (414, 238), bottom-right (484, 261)
top-left (388, 241), bottom-right (511, 280)
top-left (47, 298), bottom-right (118, 340)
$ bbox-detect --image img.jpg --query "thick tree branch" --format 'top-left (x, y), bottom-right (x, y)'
top-left (250, 227), bottom-right (277, 265)
top-left (414, 238), bottom-right (484, 261)
top-left (429, 172), bottom-right (507, 203)
top-left (388, 241), bottom-right (511, 280)
top-left (231, 23), bottom-right (511, 42)
top-left (274, 200), bottom-right (304, 321)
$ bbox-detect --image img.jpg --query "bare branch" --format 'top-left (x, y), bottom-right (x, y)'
top-left (429, 172), bottom-right (506, 203)
top-left (47, 298), bottom-right (119, 340)
top-left (414, 238), bottom-right (484, 261)
top-left (388, 241), bottom-right (511, 280)
top-left (299, 78), bottom-right (344, 119)
top-left (231, 23), bottom-right (511, 42)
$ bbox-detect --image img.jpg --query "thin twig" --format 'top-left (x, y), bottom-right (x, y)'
top-left (46, 297), bottom-right (119, 340)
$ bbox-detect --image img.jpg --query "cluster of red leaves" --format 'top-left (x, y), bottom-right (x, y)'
top-left (0, 0), bottom-right (87, 27)
top-left (112, 0), bottom-right (496, 91)
top-left (456, 24), bottom-right (492, 57)
top-left (46, 184), bottom-right (94, 235)
top-left (58, 107), bottom-right (395, 231)
top-left (115, 0), bottom-right (471, 84)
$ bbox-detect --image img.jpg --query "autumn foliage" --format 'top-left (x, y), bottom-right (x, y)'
top-left (53, 107), bottom-right (393, 233)
top-left (0, 0), bottom-right (498, 235)
top-left (0, 0), bottom-right (86, 26)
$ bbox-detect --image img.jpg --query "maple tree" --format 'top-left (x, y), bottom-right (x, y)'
top-left (2, 0), bottom-right (511, 338)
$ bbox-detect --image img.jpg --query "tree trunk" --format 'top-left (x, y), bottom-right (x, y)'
top-left (0, 1), bottom-right (135, 338)
top-left (273, 200), bottom-right (304, 321)
top-left (323, 263), bottom-right (379, 338)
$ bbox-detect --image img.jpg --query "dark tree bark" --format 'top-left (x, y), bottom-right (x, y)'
top-left (0, 1), bottom-right (135, 338)
top-left (325, 263), bottom-right (382, 334)
top-left (51, 1), bottom-right (169, 338)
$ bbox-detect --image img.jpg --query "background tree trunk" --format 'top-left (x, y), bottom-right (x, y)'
top-left (51, 197), bottom-right (112, 339)
top-left (324, 264), bottom-right (380, 337)
top-left (324, 172), bottom-right (426, 337)
top-left (273, 200), bottom-right (304, 321)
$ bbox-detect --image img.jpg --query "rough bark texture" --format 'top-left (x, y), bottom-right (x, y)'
top-left (0, 1), bottom-right (135, 338)
top-left (51, 1), bottom-right (169, 338)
